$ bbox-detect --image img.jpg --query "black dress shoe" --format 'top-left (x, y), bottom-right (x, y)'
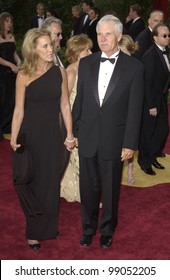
top-left (29, 243), bottom-right (41, 251)
top-left (157, 152), bottom-right (166, 158)
top-left (100, 236), bottom-right (112, 248)
top-left (80, 235), bottom-right (93, 247)
top-left (152, 159), bottom-right (165, 169)
top-left (139, 164), bottom-right (156, 175)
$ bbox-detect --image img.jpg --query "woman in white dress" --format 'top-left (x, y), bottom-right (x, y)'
top-left (60, 34), bottom-right (92, 202)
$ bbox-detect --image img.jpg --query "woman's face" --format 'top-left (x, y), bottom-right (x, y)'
top-left (4, 17), bottom-right (13, 32)
top-left (35, 35), bottom-right (54, 63)
top-left (78, 45), bottom-right (92, 59)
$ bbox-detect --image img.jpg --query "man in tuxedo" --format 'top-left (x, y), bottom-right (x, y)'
top-left (41, 17), bottom-right (64, 66)
top-left (87, 6), bottom-right (100, 53)
top-left (134, 10), bottom-right (164, 61)
top-left (79, 0), bottom-right (94, 34)
top-left (138, 23), bottom-right (170, 175)
top-left (124, 3), bottom-right (145, 40)
top-left (29, 2), bottom-right (46, 29)
top-left (72, 15), bottom-right (144, 248)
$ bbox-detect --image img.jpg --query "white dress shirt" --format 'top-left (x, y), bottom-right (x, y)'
top-left (98, 51), bottom-right (120, 106)
top-left (38, 15), bottom-right (44, 28)
top-left (156, 44), bottom-right (170, 71)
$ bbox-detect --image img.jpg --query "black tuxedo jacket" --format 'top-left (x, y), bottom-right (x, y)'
top-left (79, 13), bottom-right (90, 34)
top-left (72, 51), bottom-right (144, 160)
top-left (124, 18), bottom-right (145, 40)
top-left (134, 27), bottom-right (153, 61)
top-left (87, 19), bottom-right (99, 53)
top-left (29, 15), bottom-right (46, 29)
top-left (142, 44), bottom-right (170, 112)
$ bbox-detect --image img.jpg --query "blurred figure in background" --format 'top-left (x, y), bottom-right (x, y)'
top-left (138, 23), bottom-right (170, 175)
top-left (87, 6), bottom-right (100, 52)
top-left (0, 12), bottom-right (21, 134)
top-left (119, 34), bottom-right (139, 184)
top-left (71, 5), bottom-right (83, 36)
top-left (29, 2), bottom-right (46, 28)
top-left (79, 0), bottom-right (94, 34)
top-left (42, 17), bottom-right (63, 66)
top-left (61, 34), bottom-right (92, 202)
top-left (46, 8), bottom-right (59, 18)
top-left (124, 3), bottom-right (145, 40)
top-left (134, 10), bottom-right (164, 61)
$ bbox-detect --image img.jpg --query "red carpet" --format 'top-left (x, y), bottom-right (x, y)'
top-left (0, 138), bottom-right (170, 260)
top-left (1, 104), bottom-right (170, 260)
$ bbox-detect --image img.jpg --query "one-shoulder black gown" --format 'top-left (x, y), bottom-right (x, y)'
top-left (19, 66), bottom-right (62, 240)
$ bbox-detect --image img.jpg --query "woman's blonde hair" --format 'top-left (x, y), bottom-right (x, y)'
top-left (119, 35), bottom-right (139, 55)
top-left (65, 34), bottom-right (93, 64)
top-left (20, 28), bottom-right (54, 76)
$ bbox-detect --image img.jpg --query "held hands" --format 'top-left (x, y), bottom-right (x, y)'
top-left (64, 136), bottom-right (77, 151)
top-left (121, 148), bottom-right (134, 161)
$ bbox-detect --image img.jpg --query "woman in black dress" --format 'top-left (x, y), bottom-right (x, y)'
top-left (0, 12), bottom-right (21, 134)
top-left (10, 28), bottom-right (75, 250)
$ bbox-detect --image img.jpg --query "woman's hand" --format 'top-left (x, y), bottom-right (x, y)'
top-left (10, 139), bottom-right (20, 151)
top-left (64, 137), bottom-right (76, 151)
top-left (10, 63), bottom-right (19, 74)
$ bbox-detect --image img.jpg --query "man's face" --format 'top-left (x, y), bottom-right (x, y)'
top-left (154, 26), bottom-right (170, 48)
top-left (49, 22), bottom-right (62, 51)
top-left (37, 5), bottom-right (45, 16)
top-left (97, 21), bottom-right (122, 57)
top-left (82, 3), bottom-right (90, 13)
top-left (149, 12), bottom-right (164, 30)
top-left (88, 9), bottom-right (98, 21)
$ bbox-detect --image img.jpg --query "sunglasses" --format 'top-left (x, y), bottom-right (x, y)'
top-left (53, 32), bottom-right (62, 37)
top-left (160, 34), bottom-right (170, 38)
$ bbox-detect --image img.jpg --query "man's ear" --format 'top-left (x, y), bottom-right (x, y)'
top-left (117, 33), bottom-right (122, 43)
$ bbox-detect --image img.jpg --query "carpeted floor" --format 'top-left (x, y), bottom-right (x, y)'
top-left (1, 105), bottom-right (170, 260)
top-left (0, 138), bottom-right (170, 260)
top-left (122, 152), bottom-right (170, 187)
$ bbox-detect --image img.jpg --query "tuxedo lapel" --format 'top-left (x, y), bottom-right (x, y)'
top-left (91, 56), bottom-right (100, 106)
top-left (102, 53), bottom-right (125, 106)
top-left (155, 46), bottom-right (169, 72)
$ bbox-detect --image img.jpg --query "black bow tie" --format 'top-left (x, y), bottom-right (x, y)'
top-left (38, 16), bottom-right (43, 19)
top-left (100, 57), bottom-right (115, 64)
top-left (162, 50), bottom-right (167, 55)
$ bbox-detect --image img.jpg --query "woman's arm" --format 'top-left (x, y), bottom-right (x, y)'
top-left (60, 67), bottom-right (75, 151)
top-left (10, 71), bottom-right (26, 151)
top-left (14, 50), bottom-right (21, 66)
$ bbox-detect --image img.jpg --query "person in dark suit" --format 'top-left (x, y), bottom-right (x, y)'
top-left (71, 5), bottom-right (83, 36)
top-left (29, 2), bottom-right (46, 29)
top-left (79, 0), bottom-right (94, 34)
top-left (134, 10), bottom-right (164, 61)
top-left (87, 6), bottom-right (100, 52)
top-left (72, 15), bottom-right (144, 248)
top-left (138, 23), bottom-right (170, 175)
top-left (124, 3), bottom-right (145, 40)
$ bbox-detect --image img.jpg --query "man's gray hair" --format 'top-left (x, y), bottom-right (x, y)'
top-left (41, 17), bottom-right (62, 29)
top-left (96, 15), bottom-right (123, 36)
